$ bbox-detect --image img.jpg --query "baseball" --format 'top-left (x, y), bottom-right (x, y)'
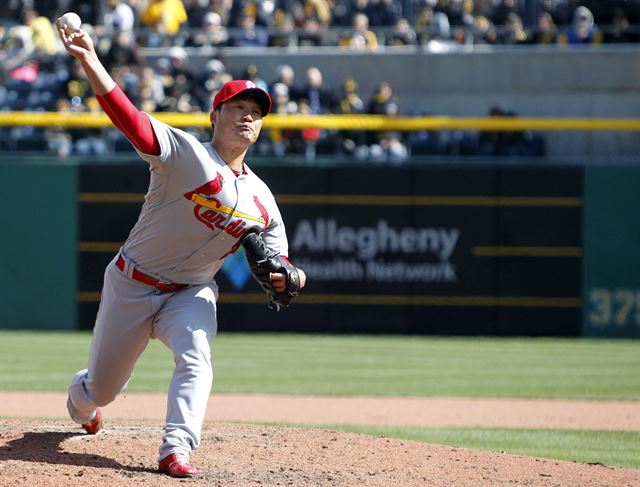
top-left (58, 12), bottom-right (82, 32)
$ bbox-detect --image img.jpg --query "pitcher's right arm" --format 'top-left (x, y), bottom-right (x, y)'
top-left (57, 24), bottom-right (160, 155)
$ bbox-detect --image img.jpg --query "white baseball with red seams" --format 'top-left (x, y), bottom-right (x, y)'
top-left (58, 12), bottom-right (82, 32)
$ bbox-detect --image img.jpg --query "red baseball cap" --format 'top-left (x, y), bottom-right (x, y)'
top-left (213, 79), bottom-right (272, 116)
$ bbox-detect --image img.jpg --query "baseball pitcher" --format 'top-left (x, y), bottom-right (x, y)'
top-left (57, 20), bottom-right (306, 478)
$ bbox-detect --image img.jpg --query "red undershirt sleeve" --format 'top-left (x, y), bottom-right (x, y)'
top-left (95, 85), bottom-right (161, 156)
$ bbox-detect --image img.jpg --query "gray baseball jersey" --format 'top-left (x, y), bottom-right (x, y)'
top-left (126, 117), bottom-right (288, 283)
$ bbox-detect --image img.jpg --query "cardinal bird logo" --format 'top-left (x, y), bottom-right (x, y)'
top-left (183, 172), bottom-right (267, 235)
top-left (183, 172), bottom-right (224, 201)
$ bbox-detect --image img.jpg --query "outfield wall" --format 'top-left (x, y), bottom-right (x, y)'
top-left (0, 159), bottom-right (77, 330)
top-left (1, 157), bottom-right (638, 337)
top-left (582, 167), bottom-right (640, 338)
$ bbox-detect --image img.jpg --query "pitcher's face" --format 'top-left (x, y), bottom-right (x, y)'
top-left (211, 96), bottom-right (264, 146)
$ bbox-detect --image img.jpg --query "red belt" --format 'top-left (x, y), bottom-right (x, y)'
top-left (116, 255), bottom-right (188, 293)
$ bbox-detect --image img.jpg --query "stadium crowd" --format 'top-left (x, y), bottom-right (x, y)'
top-left (0, 1), bottom-right (638, 160)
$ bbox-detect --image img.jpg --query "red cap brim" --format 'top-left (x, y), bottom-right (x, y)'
top-left (213, 80), bottom-right (272, 116)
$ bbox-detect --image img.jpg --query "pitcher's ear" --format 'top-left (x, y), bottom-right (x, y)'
top-left (210, 110), bottom-right (217, 125)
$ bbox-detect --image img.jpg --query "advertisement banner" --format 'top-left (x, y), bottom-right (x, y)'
top-left (77, 162), bottom-right (582, 336)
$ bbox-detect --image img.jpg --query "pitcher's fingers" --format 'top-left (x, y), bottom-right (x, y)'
top-left (270, 273), bottom-right (286, 292)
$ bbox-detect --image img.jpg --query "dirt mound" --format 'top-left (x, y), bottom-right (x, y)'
top-left (2, 392), bottom-right (639, 431)
top-left (0, 420), bottom-right (637, 487)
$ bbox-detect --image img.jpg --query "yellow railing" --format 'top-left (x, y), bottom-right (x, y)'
top-left (0, 112), bottom-right (639, 131)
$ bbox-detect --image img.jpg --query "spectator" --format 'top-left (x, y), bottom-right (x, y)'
top-left (294, 66), bottom-right (337, 155)
top-left (498, 12), bottom-right (528, 44)
top-left (604, 8), bottom-right (638, 44)
top-left (421, 11), bottom-right (455, 49)
top-left (336, 77), bottom-right (366, 155)
top-left (367, 0), bottom-right (401, 27)
top-left (137, 65), bottom-right (167, 112)
top-left (417, 2), bottom-right (463, 46)
top-left (183, 0), bottom-right (210, 29)
top-left (338, 12), bottom-right (379, 50)
top-left (186, 11), bottom-right (228, 47)
top-left (140, 0), bottom-right (189, 47)
top-left (367, 80), bottom-right (398, 116)
top-left (147, 47), bottom-right (196, 110)
top-left (103, 0), bottom-right (136, 34)
top-left (546, 0), bottom-right (580, 26)
top-left (332, 0), bottom-right (356, 26)
top-left (271, 82), bottom-right (294, 111)
top-left (229, 0), bottom-right (276, 28)
top-left (210, 0), bottom-right (233, 26)
top-left (269, 64), bottom-right (296, 100)
top-left (271, 82), bottom-right (297, 116)
top-left (194, 58), bottom-right (230, 110)
top-left (269, 82), bottom-right (298, 157)
top-left (304, 0), bottom-right (333, 28)
top-left (441, 0), bottom-right (474, 28)
top-left (371, 131), bottom-right (409, 164)
top-left (167, 46), bottom-right (196, 93)
top-left (21, 8), bottom-right (57, 57)
top-left (472, 0), bottom-right (495, 19)
top-left (104, 30), bottom-right (144, 70)
top-left (161, 69), bottom-right (201, 113)
top-left (120, 0), bottom-right (146, 26)
top-left (242, 64), bottom-right (268, 92)
top-left (491, 0), bottom-right (518, 27)
top-left (298, 18), bottom-right (325, 47)
top-left (66, 59), bottom-right (93, 102)
top-left (227, 13), bottom-right (269, 47)
top-left (110, 64), bottom-right (141, 102)
top-left (294, 66), bottom-right (336, 114)
top-left (414, 0), bottom-right (435, 34)
top-left (154, 57), bottom-right (172, 98)
top-left (338, 77), bottom-right (365, 115)
top-left (0, 26), bottom-right (35, 82)
top-left (386, 17), bottom-right (418, 46)
top-left (528, 11), bottom-right (559, 45)
top-left (269, 7), bottom-right (295, 47)
top-left (286, 1), bottom-right (307, 28)
top-left (478, 105), bottom-right (510, 156)
top-left (473, 15), bottom-right (498, 45)
top-left (369, 99), bottom-right (408, 164)
top-left (366, 80), bottom-right (400, 147)
top-left (68, 0), bottom-right (106, 27)
top-left (478, 105), bottom-right (545, 157)
top-left (558, 6), bottom-right (603, 45)
top-left (351, 0), bottom-right (372, 19)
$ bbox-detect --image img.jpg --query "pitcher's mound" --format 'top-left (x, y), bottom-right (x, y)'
top-left (0, 420), bottom-right (637, 486)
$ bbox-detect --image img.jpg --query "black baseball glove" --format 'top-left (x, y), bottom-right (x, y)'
top-left (242, 231), bottom-right (301, 309)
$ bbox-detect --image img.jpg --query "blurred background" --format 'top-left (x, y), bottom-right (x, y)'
top-left (0, 0), bottom-right (639, 338)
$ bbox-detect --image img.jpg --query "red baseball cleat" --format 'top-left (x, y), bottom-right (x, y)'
top-left (81, 408), bottom-right (103, 434)
top-left (159, 453), bottom-right (199, 477)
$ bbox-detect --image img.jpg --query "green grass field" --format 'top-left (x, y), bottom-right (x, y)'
top-left (1, 331), bottom-right (639, 468)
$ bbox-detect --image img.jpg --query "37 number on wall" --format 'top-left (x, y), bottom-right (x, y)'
top-left (588, 288), bottom-right (640, 327)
